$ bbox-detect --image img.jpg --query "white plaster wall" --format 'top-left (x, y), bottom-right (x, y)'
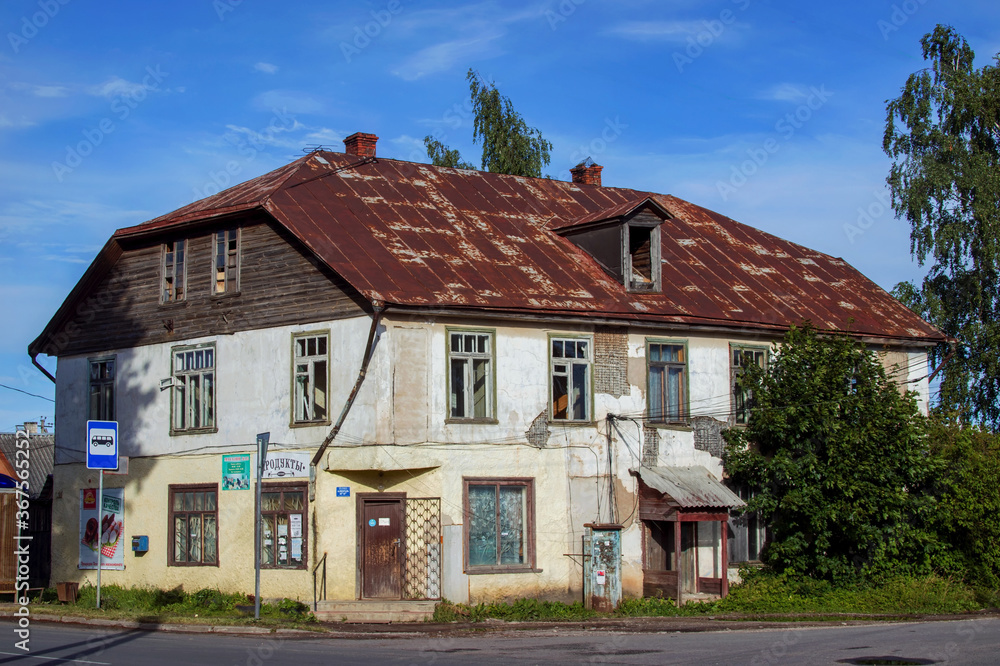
top-left (908, 350), bottom-right (931, 415)
top-left (55, 316), bottom-right (379, 464)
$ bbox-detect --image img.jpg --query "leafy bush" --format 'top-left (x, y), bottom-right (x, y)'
top-left (724, 325), bottom-right (938, 583)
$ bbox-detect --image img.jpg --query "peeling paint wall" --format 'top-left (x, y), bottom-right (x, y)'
top-left (50, 311), bottom-right (935, 604)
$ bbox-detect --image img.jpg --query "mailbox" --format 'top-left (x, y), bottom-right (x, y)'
top-left (131, 535), bottom-right (149, 552)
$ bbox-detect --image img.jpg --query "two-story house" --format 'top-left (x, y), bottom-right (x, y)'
top-left (30, 133), bottom-right (945, 613)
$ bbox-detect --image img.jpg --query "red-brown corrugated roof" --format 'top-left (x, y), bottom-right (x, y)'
top-left (100, 150), bottom-right (944, 343)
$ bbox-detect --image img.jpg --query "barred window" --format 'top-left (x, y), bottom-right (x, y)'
top-left (465, 478), bottom-right (534, 572)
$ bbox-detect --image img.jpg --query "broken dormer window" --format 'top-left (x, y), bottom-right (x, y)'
top-left (626, 222), bottom-right (660, 291)
top-left (162, 239), bottom-right (187, 302)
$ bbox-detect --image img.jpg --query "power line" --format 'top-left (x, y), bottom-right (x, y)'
top-left (0, 384), bottom-right (54, 402)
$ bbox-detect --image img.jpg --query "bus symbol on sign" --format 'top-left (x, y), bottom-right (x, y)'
top-left (86, 420), bottom-right (119, 470)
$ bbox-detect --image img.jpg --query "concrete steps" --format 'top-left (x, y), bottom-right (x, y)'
top-left (313, 600), bottom-right (438, 623)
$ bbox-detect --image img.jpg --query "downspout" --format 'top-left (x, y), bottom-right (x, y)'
top-left (310, 300), bottom-right (386, 472)
top-left (31, 352), bottom-right (56, 384)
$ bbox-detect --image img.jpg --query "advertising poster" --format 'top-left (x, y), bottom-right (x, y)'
top-left (222, 453), bottom-right (251, 490)
top-left (79, 488), bottom-right (125, 570)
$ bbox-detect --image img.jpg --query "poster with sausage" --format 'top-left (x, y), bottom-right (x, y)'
top-left (79, 488), bottom-right (125, 570)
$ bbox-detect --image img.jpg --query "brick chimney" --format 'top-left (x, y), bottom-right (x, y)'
top-left (343, 132), bottom-right (378, 157)
top-left (570, 160), bottom-right (603, 186)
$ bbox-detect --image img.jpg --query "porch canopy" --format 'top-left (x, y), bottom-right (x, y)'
top-left (631, 466), bottom-right (744, 603)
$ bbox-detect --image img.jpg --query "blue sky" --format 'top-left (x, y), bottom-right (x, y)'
top-left (1, 0), bottom-right (998, 431)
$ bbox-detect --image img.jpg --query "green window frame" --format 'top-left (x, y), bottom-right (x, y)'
top-left (171, 343), bottom-right (216, 434)
top-left (549, 335), bottom-right (593, 422)
top-left (647, 339), bottom-right (688, 424)
top-left (446, 328), bottom-right (496, 421)
top-left (292, 331), bottom-right (330, 425)
top-left (88, 356), bottom-right (115, 421)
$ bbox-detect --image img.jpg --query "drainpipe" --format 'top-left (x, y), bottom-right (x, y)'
top-left (31, 352), bottom-right (56, 384)
top-left (310, 301), bottom-right (386, 473)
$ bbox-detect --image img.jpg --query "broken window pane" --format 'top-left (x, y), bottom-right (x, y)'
top-left (293, 334), bottom-right (329, 423)
top-left (551, 337), bottom-right (591, 421)
top-left (448, 331), bottom-right (493, 420)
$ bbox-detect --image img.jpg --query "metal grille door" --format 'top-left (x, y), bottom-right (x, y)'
top-left (403, 498), bottom-right (441, 600)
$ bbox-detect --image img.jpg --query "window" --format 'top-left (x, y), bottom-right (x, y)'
top-left (448, 329), bottom-right (494, 420)
top-left (172, 344), bottom-right (216, 432)
top-left (648, 341), bottom-right (687, 424)
top-left (88, 357), bottom-right (115, 421)
top-left (464, 478), bottom-right (534, 572)
top-left (293, 333), bottom-right (328, 424)
top-left (169, 485), bottom-right (218, 566)
top-left (260, 485), bottom-right (307, 569)
top-left (550, 337), bottom-right (591, 421)
top-left (728, 485), bottom-right (766, 563)
top-left (731, 346), bottom-right (767, 425)
top-left (214, 229), bottom-right (240, 294)
top-left (626, 222), bottom-right (660, 292)
top-left (162, 239), bottom-right (187, 302)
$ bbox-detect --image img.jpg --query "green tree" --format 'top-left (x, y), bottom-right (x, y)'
top-left (925, 419), bottom-right (1000, 590)
top-left (423, 135), bottom-right (475, 169)
top-left (883, 25), bottom-right (1000, 428)
top-left (723, 325), bottom-right (937, 582)
top-left (424, 70), bottom-right (553, 177)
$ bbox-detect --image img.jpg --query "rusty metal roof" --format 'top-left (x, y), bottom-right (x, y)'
top-left (99, 150), bottom-right (945, 343)
top-left (634, 466), bottom-right (746, 509)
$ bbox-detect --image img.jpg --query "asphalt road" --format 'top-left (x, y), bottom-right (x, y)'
top-left (0, 618), bottom-right (997, 665)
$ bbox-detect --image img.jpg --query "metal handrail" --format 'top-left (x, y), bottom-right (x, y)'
top-left (312, 551), bottom-right (327, 612)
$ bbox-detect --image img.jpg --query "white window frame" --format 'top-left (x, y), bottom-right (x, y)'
top-left (171, 343), bottom-right (216, 433)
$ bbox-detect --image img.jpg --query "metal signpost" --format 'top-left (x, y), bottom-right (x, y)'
top-left (86, 420), bottom-right (119, 610)
top-left (254, 432), bottom-right (270, 620)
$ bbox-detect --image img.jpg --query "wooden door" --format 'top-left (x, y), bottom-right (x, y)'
top-left (680, 522), bottom-right (697, 595)
top-left (360, 498), bottom-right (403, 599)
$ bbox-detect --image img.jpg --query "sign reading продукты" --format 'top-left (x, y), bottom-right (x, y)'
top-left (86, 420), bottom-right (119, 470)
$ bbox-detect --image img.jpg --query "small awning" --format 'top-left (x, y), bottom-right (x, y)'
top-left (633, 466), bottom-right (745, 509)
top-left (324, 446), bottom-right (442, 473)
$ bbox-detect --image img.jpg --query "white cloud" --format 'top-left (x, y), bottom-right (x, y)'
top-left (88, 76), bottom-right (159, 99)
top-left (0, 116), bottom-right (36, 129)
top-left (254, 62), bottom-right (279, 74)
top-left (607, 20), bottom-right (704, 44)
top-left (757, 83), bottom-right (812, 103)
top-left (392, 32), bottom-right (504, 80)
top-left (303, 127), bottom-right (343, 145)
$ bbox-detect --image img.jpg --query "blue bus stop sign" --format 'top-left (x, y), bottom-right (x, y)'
top-left (87, 420), bottom-right (119, 470)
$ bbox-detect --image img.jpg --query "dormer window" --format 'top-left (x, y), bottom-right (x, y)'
top-left (626, 222), bottom-right (660, 291)
top-left (553, 196), bottom-right (669, 294)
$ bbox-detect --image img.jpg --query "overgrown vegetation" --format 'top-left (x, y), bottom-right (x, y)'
top-left (33, 585), bottom-right (313, 625)
top-left (431, 571), bottom-right (984, 623)
top-left (722, 324), bottom-right (1000, 598)
top-left (724, 324), bottom-right (937, 583)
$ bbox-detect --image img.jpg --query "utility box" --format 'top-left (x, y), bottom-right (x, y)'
top-left (583, 523), bottom-right (622, 612)
top-left (131, 535), bottom-right (149, 553)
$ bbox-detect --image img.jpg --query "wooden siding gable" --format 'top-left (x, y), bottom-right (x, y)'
top-left (34, 213), bottom-right (369, 357)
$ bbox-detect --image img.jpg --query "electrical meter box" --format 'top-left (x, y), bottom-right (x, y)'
top-left (131, 535), bottom-right (149, 552)
top-left (583, 523), bottom-right (622, 612)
